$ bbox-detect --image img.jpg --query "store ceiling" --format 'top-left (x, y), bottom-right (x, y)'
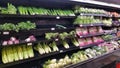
top-left (95, 0), bottom-right (120, 5)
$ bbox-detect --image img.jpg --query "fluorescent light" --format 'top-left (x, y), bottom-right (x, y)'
top-left (71, 0), bottom-right (120, 8)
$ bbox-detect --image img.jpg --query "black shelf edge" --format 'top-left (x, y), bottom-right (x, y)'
top-left (0, 28), bottom-right (75, 36)
top-left (64, 49), bottom-right (120, 68)
top-left (0, 14), bottom-right (76, 19)
top-left (79, 13), bottom-right (111, 17)
top-left (74, 23), bottom-right (105, 27)
top-left (78, 32), bottom-right (105, 38)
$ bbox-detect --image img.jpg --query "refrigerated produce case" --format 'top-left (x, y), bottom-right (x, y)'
top-left (0, 0), bottom-right (120, 68)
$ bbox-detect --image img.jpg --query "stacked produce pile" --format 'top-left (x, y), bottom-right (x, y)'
top-left (74, 16), bottom-right (101, 24)
top-left (76, 26), bottom-right (103, 36)
top-left (74, 6), bottom-right (107, 14)
top-left (78, 36), bottom-right (104, 46)
top-left (0, 21), bottom-right (36, 32)
top-left (43, 41), bottom-right (119, 68)
top-left (0, 3), bottom-right (75, 16)
top-left (102, 34), bottom-right (117, 41)
top-left (117, 31), bottom-right (120, 37)
top-left (2, 35), bottom-right (36, 46)
top-left (35, 42), bottom-right (58, 54)
top-left (45, 31), bottom-right (75, 40)
top-left (2, 45), bottom-right (34, 63)
top-left (102, 19), bottom-right (112, 26)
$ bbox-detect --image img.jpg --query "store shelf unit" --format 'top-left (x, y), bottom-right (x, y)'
top-left (0, 37), bottom-right (116, 68)
top-left (0, 0), bottom-right (120, 68)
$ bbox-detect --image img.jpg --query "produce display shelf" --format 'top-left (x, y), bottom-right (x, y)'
top-left (79, 13), bottom-right (111, 17)
top-left (0, 14), bottom-right (76, 19)
top-left (0, 41), bottom-right (104, 68)
top-left (0, 28), bottom-right (75, 36)
top-left (74, 23), bottom-right (105, 27)
top-left (64, 49), bottom-right (120, 68)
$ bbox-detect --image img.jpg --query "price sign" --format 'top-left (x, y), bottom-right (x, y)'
top-left (56, 16), bottom-right (60, 19)
top-left (80, 47), bottom-right (83, 49)
top-left (51, 28), bottom-right (55, 31)
top-left (55, 38), bottom-right (59, 41)
top-left (90, 24), bottom-right (93, 26)
top-left (3, 32), bottom-right (9, 35)
top-left (27, 43), bottom-right (32, 45)
top-left (60, 50), bottom-right (63, 53)
top-left (79, 25), bottom-right (83, 27)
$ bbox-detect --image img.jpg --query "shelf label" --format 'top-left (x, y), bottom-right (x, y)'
top-left (80, 13), bottom-right (83, 16)
top-left (3, 32), bottom-right (9, 35)
top-left (56, 16), bottom-right (60, 19)
top-left (90, 24), bottom-right (93, 26)
top-left (79, 25), bottom-right (83, 27)
top-left (27, 43), bottom-right (32, 45)
top-left (55, 38), bottom-right (59, 41)
top-left (79, 36), bottom-right (83, 38)
top-left (60, 50), bottom-right (63, 53)
top-left (80, 47), bottom-right (83, 49)
top-left (51, 28), bottom-right (55, 31)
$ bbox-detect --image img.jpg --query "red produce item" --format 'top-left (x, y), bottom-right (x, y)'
top-left (82, 27), bottom-right (88, 35)
top-left (14, 40), bottom-right (19, 44)
top-left (78, 38), bottom-right (87, 46)
top-left (8, 40), bottom-right (13, 45)
top-left (29, 35), bottom-right (36, 41)
top-left (25, 38), bottom-right (31, 42)
top-left (93, 37), bottom-right (99, 43)
top-left (97, 37), bottom-right (104, 42)
top-left (117, 32), bottom-right (120, 37)
top-left (2, 41), bottom-right (8, 46)
top-left (98, 26), bottom-right (104, 33)
top-left (89, 27), bottom-right (97, 34)
top-left (10, 37), bottom-right (16, 41)
top-left (76, 27), bottom-right (83, 36)
top-left (86, 38), bottom-right (93, 44)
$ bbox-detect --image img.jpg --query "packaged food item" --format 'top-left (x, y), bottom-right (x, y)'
top-left (98, 26), bottom-right (104, 33)
top-left (78, 38), bottom-right (87, 46)
top-left (97, 36), bottom-right (104, 42)
top-left (93, 37), bottom-right (99, 43)
top-left (89, 27), bottom-right (97, 34)
top-left (81, 27), bottom-right (88, 35)
top-left (76, 27), bottom-right (83, 36)
top-left (86, 38), bottom-right (93, 44)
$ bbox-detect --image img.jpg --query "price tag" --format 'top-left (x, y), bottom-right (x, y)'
top-left (69, 14), bottom-right (75, 16)
top-left (3, 32), bottom-right (9, 35)
top-left (80, 13), bottom-right (83, 16)
top-left (90, 24), bottom-right (93, 26)
top-left (27, 43), bottom-right (32, 45)
top-left (80, 36), bottom-right (82, 38)
top-left (51, 28), bottom-right (55, 31)
top-left (60, 50), bottom-right (63, 53)
top-left (79, 25), bottom-right (83, 27)
top-left (56, 16), bottom-right (60, 19)
top-left (80, 47), bottom-right (83, 49)
top-left (55, 38), bottom-right (59, 41)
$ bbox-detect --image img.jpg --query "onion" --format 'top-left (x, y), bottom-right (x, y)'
top-left (14, 40), bottom-right (19, 44)
top-left (10, 37), bottom-right (16, 41)
top-left (2, 41), bottom-right (8, 46)
top-left (8, 40), bottom-right (13, 45)
top-left (25, 38), bottom-right (31, 42)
